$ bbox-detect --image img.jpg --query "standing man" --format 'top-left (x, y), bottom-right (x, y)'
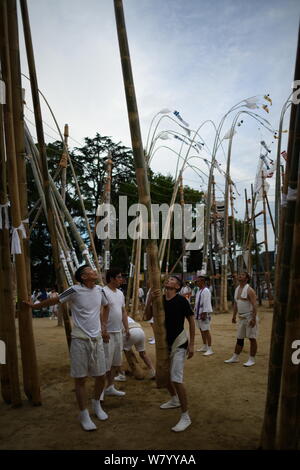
top-left (101, 268), bottom-right (129, 397)
top-left (25, 265), bottom-right (109, 431)
top-left (224, 272), bottom-right (258, 367)
top-left (145, 276), bottom-right (195, 432)
top-left (194, 274), bottom-right (214, 356)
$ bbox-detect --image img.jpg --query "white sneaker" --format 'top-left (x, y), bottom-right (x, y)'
top-left (171, 414), bottom-right (191, 432)
top-left (149, 339), bottom-right (155, 345)
top-left (114, 374), bottom-right (126, 382)
top-left (79, 409), bottom-right (97, 431)
top-left (147, 369), bottom-right (156, 379)
top-left (91, 399), bottom-right (108, 421)
top-left (104, 385), bottom-right (126, 397)
top-left (160, 396), bottom-right (180, 409)
top-left (197, 345), bottom-right (208, 352)
top-left (224, 355), bottom-right (239, 363)
top-left (243, 358), bottom-right (255, 367)
top-left (203, 349), bottom-right (214, 356)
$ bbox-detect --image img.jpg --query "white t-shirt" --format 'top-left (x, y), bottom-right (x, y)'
top-left (194, 287), bottom-right (213, 319)
top-left (103, 286), bottom-right (125, 333)
top-left (59, 284), bottom-right (108, 338)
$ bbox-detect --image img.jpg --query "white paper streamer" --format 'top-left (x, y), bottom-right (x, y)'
top-left (72, 250), bottom-right (80, 268)
top-left (281, 193), bottom-right (287, 207)
top-left (11, 223), bottom-right (26, 255)
top-left (0, 202), bottom-right (10, 230)
top-left (287, 186), bottom-right (297, 202)
top-left (129, 263), bottom-right (134, 278)
top-left (0, 79), bottom-right (5, 104)
top-left (60, 251), bottom-right (73, 286)
top-left (182, 255), bottom-right (187, 273)
top-left (143, 252), bottom-right (147, 271)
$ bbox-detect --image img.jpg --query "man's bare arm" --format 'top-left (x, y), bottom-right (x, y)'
top-left (122, 307), bottom-right (130, 337)
top-left (23, 296), bottom-right (59, 310)
top-left (187, 315), bottom-right (195, 359)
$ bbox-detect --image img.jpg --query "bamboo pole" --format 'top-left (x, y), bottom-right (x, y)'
top-left (132, 234), bottom-right (142, 319)
top-left (0, 76), bottom-right (22, 406)
top-left (125, 238), bottom-right (136, 310)
top-left (179, 174), bottom-right (186, 281)
top-left (277, 98), bottom-right (300, 450)
top-left (260, 25), bottom-right (300, 448)
top-left (262, 172), bottom-right (273, 307)
top-left (103, 156), bottom-right (112, 277)
top-left (1, 0), bottom-right (40, 405)
top-left (251, 185), bottom-right (262, 306)
top-left (60, 124), bottom-right (68, 204)
top-left (114, 0), bottom-right (169, 387)
top-left (20, 0), bottom-right (72, 350)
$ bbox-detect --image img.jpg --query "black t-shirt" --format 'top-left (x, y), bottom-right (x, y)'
top-left (163, 294), bottom-right (194, 350)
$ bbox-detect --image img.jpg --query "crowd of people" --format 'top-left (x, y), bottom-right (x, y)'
top-left (25, 267), bottom-right (258, 434)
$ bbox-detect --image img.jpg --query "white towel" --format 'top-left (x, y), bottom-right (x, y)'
top-left (235, 283), bottom-right (249, 301)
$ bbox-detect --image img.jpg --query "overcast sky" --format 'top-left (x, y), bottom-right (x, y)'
top-left (18, 0), bottom-right (300, 249)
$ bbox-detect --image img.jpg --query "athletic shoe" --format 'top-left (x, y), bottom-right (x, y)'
top-left (197, 345), bottom-right (208, 352)
top-left (171, 414), bottom-right (191, 432)
top-left (243, 358), bottom-right (255, 367)
top-left (91, 399), bottom-right (108, 421)
top-left (148, 337), bottom-right (154, 342)
top-left (114, 374), bottom-right (126, 382)
top-left (203, 349), bottom-right (214, 356)
top-left (104, 385), bottom-right (126, 397)
top-left (149, 339), bottom-right (155, 345)
top-left (147, 370), bottom-right (156, 379)
top-left (160, 396), bottom-right (180, 409)
top-left (224, 356), bottom-right (239, 363)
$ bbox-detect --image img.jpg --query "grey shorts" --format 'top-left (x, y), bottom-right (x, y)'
top-left (70, 337), bottom-right (106, 378)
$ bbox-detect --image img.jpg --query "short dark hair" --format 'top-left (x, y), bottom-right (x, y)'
top-left (75, 264), bottom-right (90, 283)
top-left (243, 272), bottom-right (251, 282)
top-left (170, 275), bottom-right (182, 292)
top-left (106, 268), bottom-right (122, 283)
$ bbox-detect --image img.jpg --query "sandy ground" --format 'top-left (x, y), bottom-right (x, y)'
top-left (0, 306), bottom-right (273, 450)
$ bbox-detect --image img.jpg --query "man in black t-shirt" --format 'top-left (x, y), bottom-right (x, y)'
top-left (145, 276), bottom-right (195, 432)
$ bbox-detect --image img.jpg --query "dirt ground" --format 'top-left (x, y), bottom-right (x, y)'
top-left (0, 306), bottom-right (273, 450)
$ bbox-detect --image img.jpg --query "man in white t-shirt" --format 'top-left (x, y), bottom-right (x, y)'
top-left (101, 268), bottom-right (129, 398)
top-left (194, 274), bottom-right (214, 356)
top-left (25, 265), bottom-right (109, 432)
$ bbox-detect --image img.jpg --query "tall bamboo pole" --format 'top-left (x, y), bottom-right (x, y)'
top-left (260, 25), bottom-right (300, 448)
top-left (126, 238), bottom-right (136, 310)
top-left (20, 0), bottom-right (73, 349)
top-left (132, 234), bottom-right (142, 318)
top-left (251, 185), bottom-right (262, 306)
top-left (60, 123), bottom-right (68, 204)
top-left (103, 156), bottom-right (112, 277)
top-left (0, 71), bottom-right (22, 406)
top-left (262, 172), bottom-right (273, 307)
top-left (179, 174), bottom-right (186, 281)
top-left (114, 0), bottom-right (169, 387)
top-left (277, 97), bottom-right (300, 450)
top-left (1, 0), bottom-right (40, 404)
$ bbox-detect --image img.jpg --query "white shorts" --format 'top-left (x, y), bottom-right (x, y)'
top-left (170, 347), bottom-right (186, 384)
top-left (103, 331), bottom-right (123, 370)
top-left (70, 337), bottom-right (106, 378)
top-left (123, 328), bottom-right (145, 352)
top-left (237, 316), bottom-right (258, 339)
top-left (195, 315), bottom-right (211, 332)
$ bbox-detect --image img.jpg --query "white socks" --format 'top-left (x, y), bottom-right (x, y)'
top-left (244, 356), bottom-right (256, 367)
top-left (79, 409), bottom-right (97, 431)
top-left (172, 411), bottom-right (192, 432)
top-left (92, 399), bottom-right (108, 420)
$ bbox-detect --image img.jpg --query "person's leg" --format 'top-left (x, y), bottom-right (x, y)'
top-left (139, 351), bottom-right (155, 372)
top-left (172, 382), bottom-right (187, 412)
top-left (75, 377), bottom-right (97, 431)
top-left (249, 338), bottom-right (257, 357)
top-left (75, 377), bottom-right (88, 411)
top-left (92, 375), bottom-right (108, 420)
